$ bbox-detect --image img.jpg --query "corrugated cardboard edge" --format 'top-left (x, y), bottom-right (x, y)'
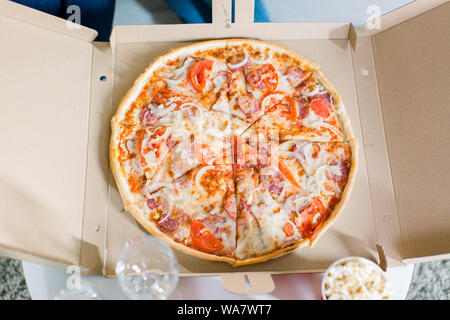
top-left (79, 42), bottom-right (114, 275)
top-left (0, 246), bottom-right (72, 271)
top-left (348, 28), bottom-right (406, 267)
top-left (109, 0), bottom-right (349, 46)
top-left (109, 0), bottom-right (349, 44)
top-left (0, 0), bottom-right (97, 41)
top-left (109, 23), bottom-right (350, 45)
top-left (403, 253), bottom-right (450, 264)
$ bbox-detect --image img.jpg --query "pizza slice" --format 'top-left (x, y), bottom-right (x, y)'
top-left (113, 81), bottom-right (246, 147)
top-left (110, 122), bottom-right (233, 194)
top-left (233, 137), bottom-right (355, 262)
top-left (226, 64), bottom-right (280, 124)
top-left (241, 75), bottom-right (352, 142)
top-left (156, 51), bottom-right (233, 108)
top-left (219, 43), bottom-right (280, 124)
top-left (141, 164), bottom-right (237, 258)
top-left (111, 125), bottom-right (237, 259)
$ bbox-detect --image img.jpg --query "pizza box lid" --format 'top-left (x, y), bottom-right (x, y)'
top-left (0, 0), bottom-right (449, 294)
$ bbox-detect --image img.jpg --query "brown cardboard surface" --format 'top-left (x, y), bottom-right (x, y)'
top-left (79, 42), bottom-right (114, 275)
top-left (349, 34), bottom-right (405, 265)
top-left (0, 2), bottom-right (94, 265)
top-left (372, 2), bottom-right (450, 259)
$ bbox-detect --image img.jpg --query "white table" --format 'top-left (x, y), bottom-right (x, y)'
top-left (22, 261), bottom-right (414, 300)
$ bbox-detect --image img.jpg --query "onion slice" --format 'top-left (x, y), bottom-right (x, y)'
top-left (144, 181), bottom-right (171, 197)
top-left (195, 165), bottom-right (215, 192)
top-left (148, 192), bottom-right (173, 224)
top-left (261, 92), bottom-right (285, 113)
top-left (307, 166), bottom-right (335, 196)
top-left (278, 75), bottom-right (290, 81)
top-left (285, 196), bottom-right (312, 214)
top-left (249, 51), bottom-right (272, 64)
top-left (166, 56), bottom-right (195, 85)
top-left (300, 85), bottom-right (327, 97)
top-left (276, 183), bottom-right (287, 202)
top-left (177, 102), bottom-right (197, 109)
top-left (209, 207), bottom-right (220, 216)
top-left (227, 51), bottom-right (249, 69)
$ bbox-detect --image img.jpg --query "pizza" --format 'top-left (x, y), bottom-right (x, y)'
top-left (110, 39), bottom-right (357, 266)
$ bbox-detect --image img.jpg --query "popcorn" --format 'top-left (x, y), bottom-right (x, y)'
top-left (322, 257), bottom-right (393, 300)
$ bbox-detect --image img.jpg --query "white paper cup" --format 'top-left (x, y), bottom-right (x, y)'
top-left (321, 256), bottom-right (392, 300)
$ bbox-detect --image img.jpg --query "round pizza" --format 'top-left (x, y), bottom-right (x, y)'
top-left (110, 39), bottom-right (358, 266)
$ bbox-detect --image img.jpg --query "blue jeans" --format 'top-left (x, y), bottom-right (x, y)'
top-left (10, 0), bottom-right (116, 41)
top-left (11, 0), bottom-right (269, 41)
top-left (164, 0), bottom-right (270, 23)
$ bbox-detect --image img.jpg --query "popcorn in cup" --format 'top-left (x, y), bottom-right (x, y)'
top-left (321, 256), bottom-right (393, 300)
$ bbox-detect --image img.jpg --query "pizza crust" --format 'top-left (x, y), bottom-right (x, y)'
top-left (110, 38), bottom-right (358, 266)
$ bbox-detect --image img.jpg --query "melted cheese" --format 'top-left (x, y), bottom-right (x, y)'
top-left (211, 94), bottom-right (231, 114)
top-left (276, 72), bottom-right (295, 95)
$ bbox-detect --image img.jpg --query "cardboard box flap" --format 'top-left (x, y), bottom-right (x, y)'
top-left (349, 33), bottom-right (406, 266)
top-left (371, 2), bottom-right (450, 259)
top-left (0, 0), bottom-right (97, 41)
top-left (0, 1), bottom-right (97, 266)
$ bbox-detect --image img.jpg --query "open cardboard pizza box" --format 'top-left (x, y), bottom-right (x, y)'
top-left (0, 0), bottom-right (449, 294)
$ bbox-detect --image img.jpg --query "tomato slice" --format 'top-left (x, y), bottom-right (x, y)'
top-left (283, 222), bottom-right (295, 237)
top-left (190, 219), bottom-right (224, 253)
top-left (189, 60), bottom-right (213, 93)
top-left (262, 93), bottom-right (296, 123)
top-left (261, 64), bottom-right (278, 92)
top-left (288, 97), bottom-right (297, 122)
top-left (299, 198), bottom-right (326, 240)
top-left (279, 160), bottom-right (302, 190)
top-left (310, 97), bottom-right (330, 118)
